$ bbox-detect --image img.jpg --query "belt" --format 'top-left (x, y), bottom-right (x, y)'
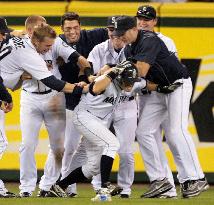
top-left (23, 88), bottom-right (52, 95)
top-left (128, 96), bottom-right (134, 101)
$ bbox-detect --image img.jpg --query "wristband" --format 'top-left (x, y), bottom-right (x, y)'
top-left (106, 71), bottom-right (118, 81)
top-left (72, 85), bottom-right (83, 96)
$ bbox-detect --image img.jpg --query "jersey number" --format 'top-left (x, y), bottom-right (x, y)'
top-left (0, 46), bottom-right (12, 61)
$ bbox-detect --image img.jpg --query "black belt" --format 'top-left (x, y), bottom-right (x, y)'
top-left (23, 88), bottom-right (52, 95)
top-left (129, 96), bottom-right (134, 101)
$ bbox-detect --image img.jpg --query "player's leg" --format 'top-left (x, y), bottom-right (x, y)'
top-left (61, 109), bottom-right (81, 197)
top-left (50, 109), bottom-right (120, 200)
top-left (39, 92), bottom-right (66, 193)
top-left (113, 100), bottom-right (137, 198)
top-left (166, 78), bottom-right (206, 197)
top-left (19, 91), bottom-right (43, 196)
top-left (0, 110), bottom-right (8, 158)
top-left (0, 111), bottom-right (16, 198)
top-left (136, 93), bottom-right (173, 198)
top-left (154, 121), bottom-right (177, 198)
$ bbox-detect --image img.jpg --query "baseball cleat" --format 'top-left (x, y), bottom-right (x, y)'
top-left (0, 191), bottom-right (17, 198)
top-left (104, 182), bottom-right (123, 196)
top-left (181, 178), bottom-right (209, 198)
top-left (19, 192), bottom-right (32, 197)
top-left (91, 188), bottom-right (112, 202)
top-left (141, 178), bottom-right (173, 198)
top-left (49, 184), bottom-right (67, 198)
top-left (153, 193), bottom-right (177, 199)
top-left (37, 189), bottom-right (51, 197)
top-left (119, 194), bottom-right (130, 198)
top-left (67, 192), bottom-right (77, 198)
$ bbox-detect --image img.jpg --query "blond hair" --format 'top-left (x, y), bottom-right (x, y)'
top-left (25, 15), bottom-right (46, 30)
top-left (31, 24), bottom-right (56, 42)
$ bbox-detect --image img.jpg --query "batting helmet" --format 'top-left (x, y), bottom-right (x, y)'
top-left (116, 60), bottom-right (141, 87)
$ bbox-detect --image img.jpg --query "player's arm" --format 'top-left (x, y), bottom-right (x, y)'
top-left (0, 77), bottom-right (13, 113)
top-left (90, 63), bottom-right (125, 95)
top-left (0, 77), bottom-right (13, 104)
top-left (40, 75), bottom-right (84, 94)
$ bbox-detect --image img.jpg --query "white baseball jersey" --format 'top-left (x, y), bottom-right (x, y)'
top-left (0, 37), bottom-right (52, 90)
top-left (22, 37), bottom-right (76, 92)
top-left (88, 39), bottom-right (125, 74)
top-left (87, 39), bottom-right (138, 196)
top-left (79, 76), bottom-right (132, 120)
top-left (156, 32), bottom-right (177, 57)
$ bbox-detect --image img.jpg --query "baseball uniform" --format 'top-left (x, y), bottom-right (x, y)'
top-left (137, 33), bottom-right (178, 197)
top-left (19, 36), bottom-right (76, 194)
top-left (87, 39), bottom-right (137, 196)
top-left (123, 29), bottom-right (205, 184)
top-left (59, 28), bottom-right (108, 195)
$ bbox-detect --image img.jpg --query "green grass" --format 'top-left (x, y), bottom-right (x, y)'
top-left (0, 183), bottom-right (213, 205)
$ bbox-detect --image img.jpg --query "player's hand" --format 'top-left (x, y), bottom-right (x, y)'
top-left (1, 102), bottom-right (13, 113)
top-left (87, 75), bottom-right (97, 83)
top-left (112, 60), bottom-right (132, 75)
top-left (98, 65), bottom-right (111, 76)
top-left (10, 30), bottom-right (26, 38)
top-left (21, 71), bottom-right (32, 80)
top-left (156, 82), bottom-right (183, 94)
top-left (82, 84), bottom-right (89, 93)
top-left (75, 81), bottom-right (87, 87)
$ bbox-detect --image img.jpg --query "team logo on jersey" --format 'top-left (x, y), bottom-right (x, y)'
top-left (62, 41), bottom-right (69, 48)
top-left (103, 96), bottom-right (129, 105)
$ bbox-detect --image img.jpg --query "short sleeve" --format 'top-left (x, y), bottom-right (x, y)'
top-left (20, 50), bottom-right (52, 80)
top-left (52, 37), bottom-right (76, 63)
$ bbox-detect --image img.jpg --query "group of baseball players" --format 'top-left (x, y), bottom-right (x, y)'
top-left (0, 4), bottom-right (209, 201)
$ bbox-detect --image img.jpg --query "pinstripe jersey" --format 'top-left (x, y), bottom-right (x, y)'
top-left (0, 37), bottom-right (52, 90)
top-left (22, 36), bottom-right (76, 93)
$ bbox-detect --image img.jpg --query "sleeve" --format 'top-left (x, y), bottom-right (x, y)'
top-left (0, 77), bottom-right (12, 103)
top-left (20, 50), bottom-right (52, 80)
top-left (133, 37), bottom-right (161, 66)
top-left (52, 37), bottom-right (76, 63)
top-left (87, 45), bottom-right (102, 74)
top-left (164, 37), bottom-right (178, 57)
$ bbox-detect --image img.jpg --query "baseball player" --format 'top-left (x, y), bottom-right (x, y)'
top-left (59, 12), bottom-right (108, 197)
top-left (112, 16), bottom-right (208, 198)
top-left (0, 24), bottom-right (89, 196)
top-left (0, 17), bottom-right (19, 198)
top-left (135, 5), bottom-right (178, 198)
top-left (88, 16), bottom-right (137, 198)
top-left (18, 16), bottom-right (91, 197)
top-left (49, 61), bottom-right (143, 202)
top-left (0, 77), bottom-right (16, 198)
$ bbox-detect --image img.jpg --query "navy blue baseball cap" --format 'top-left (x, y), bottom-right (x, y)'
top-left (112, 16), bottom-right (136, 37)
top-left (107, 16), bottom-right (117, 28)
top-left (136, 5), bottom-right (156, 20)
top-left (0, 17), bottom-right (13, 33)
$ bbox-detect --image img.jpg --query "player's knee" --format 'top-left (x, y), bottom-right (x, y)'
top-left (111, 138), bottom-right (120, 150)
top-left (52, 147), bottom-right (65, 162)
top-left (118, 153), bottom-right (134, 166)
top-left (82, 164), bottom-right (100, 179)
top-left (19, 142), bottom-right (36, 153)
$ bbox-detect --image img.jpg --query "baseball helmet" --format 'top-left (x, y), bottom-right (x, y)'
top-left (116, 60), bottom-right (141, 87)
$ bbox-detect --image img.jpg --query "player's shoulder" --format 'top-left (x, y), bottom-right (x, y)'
top-left (142, 30), bottom-right (157, 38)
top-left (54, 36), bottom-right (69, 48)
top-left (156, 32), bottom-right (175, 44)
top-left (92, 39), bottom-right (109, 51)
